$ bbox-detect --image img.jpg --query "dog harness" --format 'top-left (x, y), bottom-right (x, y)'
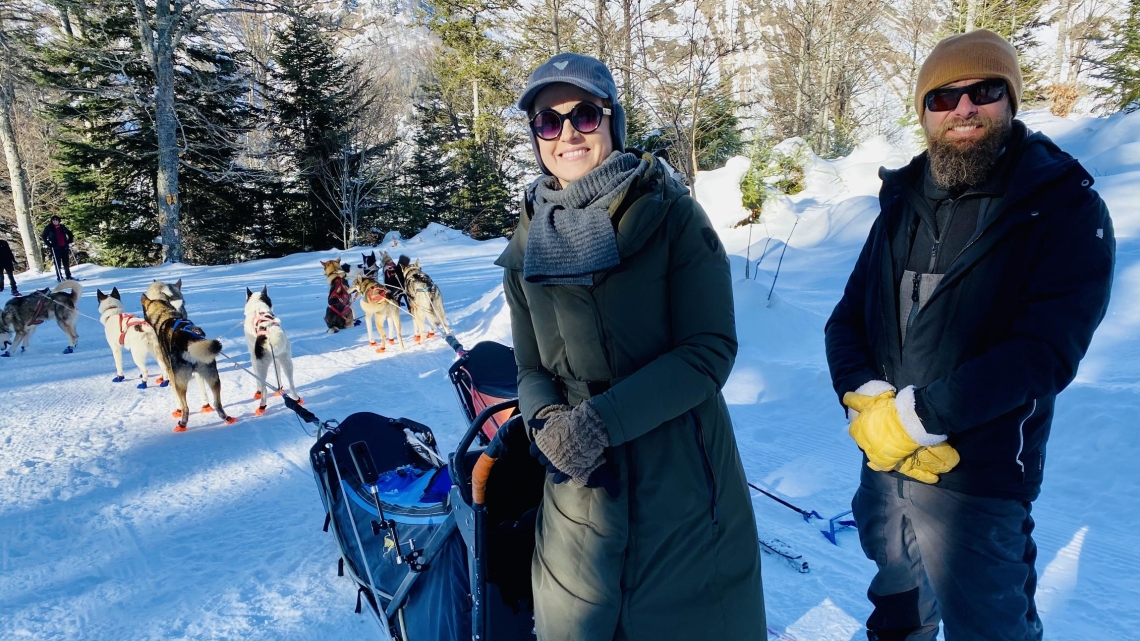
top-left (172, 318), bottom-right (203, 337)
top-left (252, 311), bottom-right (280, 337)
top-left (28, 295), bottom-right (48, 326)
top-left (365, 287), bottom-right (388, 304)
top-left (118, 313), bottom-right (151, 345)
top-left (328, 276), bottom-right (353, 318)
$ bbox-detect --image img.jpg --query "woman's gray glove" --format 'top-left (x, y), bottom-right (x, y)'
top-left (530, 401), bottom-right (610, 487)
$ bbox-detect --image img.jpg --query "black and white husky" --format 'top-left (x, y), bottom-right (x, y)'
top-left (401, 259), bottom-right (450, 342)
top-left (97, 287), bottom-right (168, 388)
top-left (244, 286), bottom-right (300, 415)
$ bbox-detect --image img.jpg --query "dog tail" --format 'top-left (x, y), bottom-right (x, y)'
top-left (266, 325), bottom-right (290, 355)
top-left (186, 338), bottom-right (223, 364)
top-left (54, 279), bottom-right (84, 303)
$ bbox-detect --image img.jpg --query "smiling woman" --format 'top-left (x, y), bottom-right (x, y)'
top-left (494, 52), bottom-right (767, 641)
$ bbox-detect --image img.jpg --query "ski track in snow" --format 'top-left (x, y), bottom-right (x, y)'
top-left (3, 110), bottom-right (1140, 640)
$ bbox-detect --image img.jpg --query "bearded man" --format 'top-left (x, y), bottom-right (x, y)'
top-left (825, 30), bottom-right (1115, 641)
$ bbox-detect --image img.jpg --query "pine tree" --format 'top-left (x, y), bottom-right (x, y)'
top-left (415, 0), bottom-right (521, 239)
top-left (389, 86), bottom-right (457, 238)
top-left (38, 0), bottom-right (264, 266)
top-left (269, 6), bottom-right (365, 251)
top-left (694, 83), bottom-right (744, 171)
top-left (1093, 0), bottom-right (1140, 113)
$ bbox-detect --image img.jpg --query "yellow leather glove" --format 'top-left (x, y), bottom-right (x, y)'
top-left (891, 443), bottom-right (961, 484)
top-left (843, 386), bottom-right (952, 477)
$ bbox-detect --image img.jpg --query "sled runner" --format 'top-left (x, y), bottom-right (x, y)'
top-left (305, 344), bottom-right (544, 641)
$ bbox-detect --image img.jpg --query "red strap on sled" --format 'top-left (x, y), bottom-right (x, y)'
top-left (118, 313), bottom-right (151, 345)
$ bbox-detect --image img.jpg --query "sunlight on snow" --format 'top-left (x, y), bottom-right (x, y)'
top-left (1037, 525), bottom-right (1089, 617)
top-left (784, 597), bottom-right (863, 641)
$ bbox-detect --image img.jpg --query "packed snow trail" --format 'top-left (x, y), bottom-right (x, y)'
top-left (3, 111), bottom-right (1140, 640)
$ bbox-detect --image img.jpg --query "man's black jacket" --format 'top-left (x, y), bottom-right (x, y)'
top-left (825, 122), bottom-right (1115, 501)
top-left (0, 239), bottom-right (15, 269)
top-left (42, 223), bottom-right (73, 248)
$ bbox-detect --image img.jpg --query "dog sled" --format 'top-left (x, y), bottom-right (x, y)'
top-left (304, 337), bottom-right (542, 641)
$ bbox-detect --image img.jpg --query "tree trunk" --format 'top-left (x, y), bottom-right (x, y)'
top-left (965, 0), bottom-right (977, 31)
top-left (622, 0), bottom-right (633, 103)
top-left (595, 0), bottom-right (607, 62)
top-left (154, 24), bottom-right (182, 263)
top-left (1055, 0), bottom-right (1071, 83)
top-left (0, 78), bottom-right (43, 272)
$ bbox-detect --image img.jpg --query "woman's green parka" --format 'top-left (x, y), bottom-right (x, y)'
top-left (495, 155), bottom-right (766, 641)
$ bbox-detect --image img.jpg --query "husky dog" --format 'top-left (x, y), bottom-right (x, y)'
top-left (0, 280), bottom-right (82, 356)
top-left (145, 278), bottom-right (214, 406)
top-left (379, 252), bottom-right (410, 310)
top-left (358, 252), bottom-right (381, 279)
top-left (142, 294), bottom-right (236, 432)
top-left (352, 274), bottom-right (404, 353)
top-left (97, 288), bottom-right (169, 388)
top-left (145, 279), bottom-right (187, 318)
top-left (401, 259), bottom-right (449, 342)
top-left (244, 286), bottom-right (301, 416)
top-left (322, 259), bottom-right (355, 332)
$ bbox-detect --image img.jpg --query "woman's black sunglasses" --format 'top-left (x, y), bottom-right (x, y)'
top-left (529, 102), bottom-right (612, 141)
top-left (924, 79), bottom-right (1007, 113)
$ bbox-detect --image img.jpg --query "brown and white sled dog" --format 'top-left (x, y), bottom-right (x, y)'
top-left (145, 279), bottom-right (187, 317)
top-left (352, 275), bottom-right (404, 353)
top-left (322, 259), bottom-right (355, 332)
top-left (97, 287), bottom-right (168, 388)
top-left (244, 286), bottom-right (301, 416)
top-left (141, 294), bottom-right (236, 432)
top-left (0, 280), bottom-right (83, 356)
top-left (401, 259), bottom-right (449, 342)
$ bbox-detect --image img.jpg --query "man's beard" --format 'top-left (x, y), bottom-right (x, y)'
top-left (925, 113), bottom-right (1012, 191)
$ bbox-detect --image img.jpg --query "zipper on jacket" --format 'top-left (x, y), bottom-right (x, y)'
top-left (690, 410), bottom-right (719, 525)
top-left (1015, 399), bottom-right (1037, 481)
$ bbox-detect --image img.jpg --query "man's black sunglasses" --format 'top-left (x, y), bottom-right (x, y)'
top-left (529, 102), bottom-right (611, 141)
top-left (924, 79), bottom-right (1007, 113)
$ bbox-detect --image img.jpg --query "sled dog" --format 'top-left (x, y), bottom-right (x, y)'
top-left (379, 252), bottom-right (410, 310)
top-left (322, 259), bottom-right (355, 332)
top-left (145, 279), bottom-right (187, 318)
top-left (97, 287), bottom-right (168, 387)
top-left (0, 280), bottom-right (82, 356)
top-left (244, 286), bottom-right (301, 415)
top-left (352, 274), bottom-right (404, 353)
top-left (358, 251), bottom-right (381, 280)
top-left (145, 279), bottom-right (215, 406)
top-left (401, 259), bottom-right (449, 342)
top-left (142, 294), bottom-right (235, 432)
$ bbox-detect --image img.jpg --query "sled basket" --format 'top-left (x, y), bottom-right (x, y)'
top-left (448, 341), bottom-right (519, 444)
top-left (311, 401), bottom-right (544, 641)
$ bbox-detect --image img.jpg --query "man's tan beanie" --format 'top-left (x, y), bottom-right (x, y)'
top-left (915, 29), bottom-right (1023, 121)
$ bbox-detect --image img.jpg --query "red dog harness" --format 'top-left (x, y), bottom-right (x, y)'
top-left (328, 276), bottom-right (353, 318)
top-left (252, 311), bottom-right (280, 337)
top-left (365, 287), bottom-right (387, 304)
top-left (118, 313), bottom-right (150, 345)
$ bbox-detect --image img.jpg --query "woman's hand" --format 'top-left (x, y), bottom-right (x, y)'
top-left (529, 401), bottom-right (618, 496)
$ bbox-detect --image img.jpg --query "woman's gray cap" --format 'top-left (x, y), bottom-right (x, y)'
top-left (519, 53), bottom-right (627, 174)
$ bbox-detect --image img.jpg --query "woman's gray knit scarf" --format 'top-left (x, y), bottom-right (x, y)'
top-left (524, 151), bottom-right (648, 285)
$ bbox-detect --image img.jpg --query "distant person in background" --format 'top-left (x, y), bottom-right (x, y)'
top-left (825, 30), bottom-right (1115, 640)
top-left (0, 235), bottom-right (18, 295)
top-left (41, 215), bottom-right (74, 282)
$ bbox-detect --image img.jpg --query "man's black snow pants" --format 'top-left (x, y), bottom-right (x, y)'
top-left (51, 246), bottom-right (72, 280)
top-left (852, 469), bottom-right (1043, 641)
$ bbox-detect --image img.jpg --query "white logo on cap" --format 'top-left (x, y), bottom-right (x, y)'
top-left (554, 61), bottom-right (569, 70)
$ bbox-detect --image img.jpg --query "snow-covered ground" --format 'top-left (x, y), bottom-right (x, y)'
top-left (2, 110), bottom-right (1138, 640)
